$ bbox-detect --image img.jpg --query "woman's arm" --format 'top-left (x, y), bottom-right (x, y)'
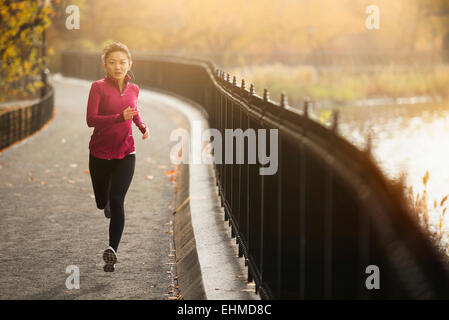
top-left (133, 111), bottom-right (147, 133)
top-left (86, 82), bottom-right (124, 128)
top-left (132, 85), bottom-right (148, 134)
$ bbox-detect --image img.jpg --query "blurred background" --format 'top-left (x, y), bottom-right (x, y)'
top-left (2, 0), bottom-right (449, 255)
top-left (5, 0), bottom-right (449, 105)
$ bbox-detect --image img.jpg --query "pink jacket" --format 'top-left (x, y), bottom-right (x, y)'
top-left (86, 73), bottom-right (147, 159)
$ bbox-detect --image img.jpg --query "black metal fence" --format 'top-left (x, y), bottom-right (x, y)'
top-left (0, 86), bottom-right (54, 151)
top-left (61, 50), bottom-right (449, 299)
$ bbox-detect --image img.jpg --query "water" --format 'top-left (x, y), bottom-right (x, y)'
top-left (334, 102), bottom-right (449, 256)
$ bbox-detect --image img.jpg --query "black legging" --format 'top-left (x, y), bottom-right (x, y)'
top-left (89, 153), bottom-right (136, 252)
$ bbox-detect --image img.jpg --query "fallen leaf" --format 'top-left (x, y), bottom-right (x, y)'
top-left (164, 170), bottom-right (176, 176)
top-left (83, 169), bottom-right (89, 174)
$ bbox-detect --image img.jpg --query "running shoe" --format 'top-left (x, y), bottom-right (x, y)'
top-left (103, 246), bottom-right (117, 272)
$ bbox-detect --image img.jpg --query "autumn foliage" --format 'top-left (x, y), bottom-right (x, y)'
top-left (0, 0), bottom-right (60, 102)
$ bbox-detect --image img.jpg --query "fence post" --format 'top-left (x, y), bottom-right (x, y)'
top-left (277, 92), bottom-right (287, 298)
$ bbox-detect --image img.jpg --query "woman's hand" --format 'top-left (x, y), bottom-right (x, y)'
top-left (123, 106), bottom-right (138, 121)
top-left (142, 127), bottom-right (149, 140)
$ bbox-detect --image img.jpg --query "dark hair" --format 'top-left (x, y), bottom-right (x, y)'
top-left (101, 42), bottom-right (132, 64)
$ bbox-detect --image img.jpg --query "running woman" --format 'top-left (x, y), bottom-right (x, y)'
top-left (86, 42), bottom-right (149, 272)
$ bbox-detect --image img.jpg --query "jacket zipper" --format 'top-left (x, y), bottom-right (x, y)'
top-left (119, 83), bottom-right (129, 96)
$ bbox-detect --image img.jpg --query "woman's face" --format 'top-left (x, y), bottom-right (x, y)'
top-left (104, 51), bottom-right (131, 81)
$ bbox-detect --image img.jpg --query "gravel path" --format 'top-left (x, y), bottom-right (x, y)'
top-left (0, 75), bottom-right (188, 299)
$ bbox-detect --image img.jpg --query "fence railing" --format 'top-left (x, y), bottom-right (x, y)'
top-left (0, 85), bottom-right (54, 151)
top-left (61, 50), bottom-right (449, 299)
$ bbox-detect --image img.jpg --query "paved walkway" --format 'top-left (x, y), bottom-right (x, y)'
top-left (0, 75), bottom-right (186, 299)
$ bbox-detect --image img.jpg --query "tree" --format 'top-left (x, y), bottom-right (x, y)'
top-left (0, 0), bottom-right (60, 102)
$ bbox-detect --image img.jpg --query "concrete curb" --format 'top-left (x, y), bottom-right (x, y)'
top-left (151, 88), bottom-right (259, 300)
top-left (173, 162), bottom-right (207, 300)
